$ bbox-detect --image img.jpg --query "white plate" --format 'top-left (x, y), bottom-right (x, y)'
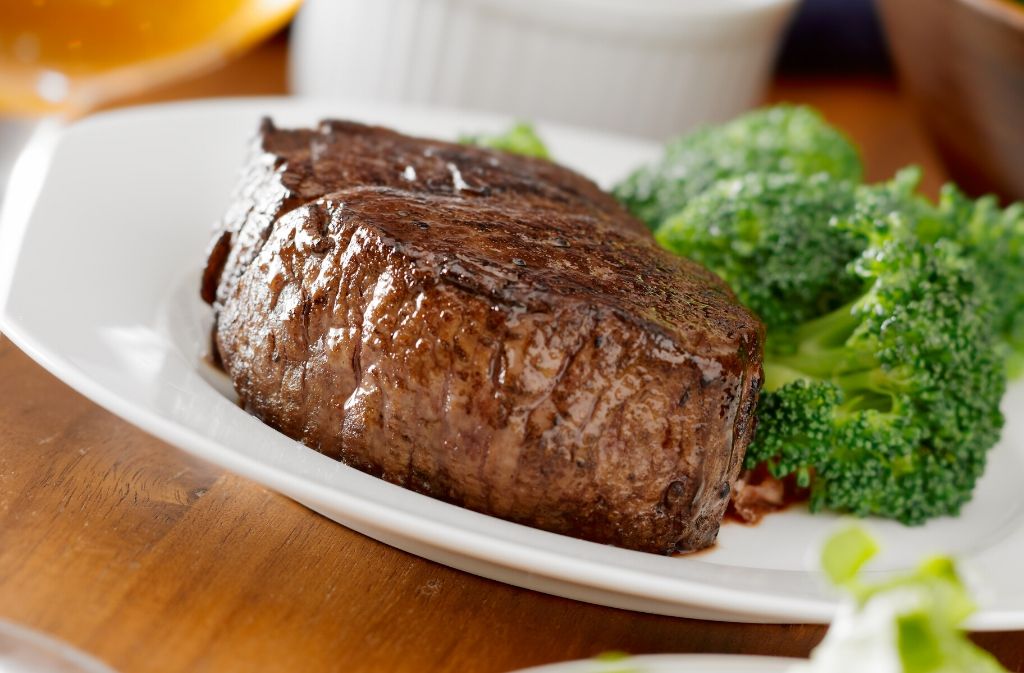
top-left (3, 98), bottom-right (1024, 629)
top-left (511, 654), bottom-right (796, 673)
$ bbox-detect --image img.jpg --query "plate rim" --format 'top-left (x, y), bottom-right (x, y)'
top-left (508, 653), bottom-right (800, 673)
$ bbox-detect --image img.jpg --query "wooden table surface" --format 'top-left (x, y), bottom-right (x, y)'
top-left (2, 33), bottom-right (1022, 673)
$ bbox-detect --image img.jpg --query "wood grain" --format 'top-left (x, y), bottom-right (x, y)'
top-left (1, 33), bottom-right (1022, 673)
top-left (878, 0), bottom-right (1024, 203)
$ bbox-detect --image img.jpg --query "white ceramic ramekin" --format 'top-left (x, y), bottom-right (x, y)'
top-left (289, 0), bottom-right (799, 140)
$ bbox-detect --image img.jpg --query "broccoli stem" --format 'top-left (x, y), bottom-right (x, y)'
top-left (762, 361), bottom-right (812, 392)
top-left (763, 295), bottom-right (903, 415)
top-left (763, 300), bottom-right (868, 381)
top-left (793, 299), bottom-right (862, 350)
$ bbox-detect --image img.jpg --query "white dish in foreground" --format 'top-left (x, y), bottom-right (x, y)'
top-left (511, 654), bottom-right (796, 673)
top-left (2, 98), bottom-right (1024, 628)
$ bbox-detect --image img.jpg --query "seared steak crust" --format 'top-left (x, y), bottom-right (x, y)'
top-left (204, 119), bottom-right (763, 554)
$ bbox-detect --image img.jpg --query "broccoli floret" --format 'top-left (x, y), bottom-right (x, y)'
top-left (844, 167), bottom-right (1024, 378)
top-left (649, 161), bottom-right (1008, 522)
top-left (655, 173), bottom-right (865, 336)
top-left (748, 232), bottom-right (1006, 524)
top-left (614, 105), bottom-right (863, 231)
top-left (459, 122), bottom-right (550, 159)
top-left (937, 185), bottom-right (1024, 377)
top-left (666, 170), bottom-right (1009, 523)
top-left (663, 168), bottom-right (1008, 521)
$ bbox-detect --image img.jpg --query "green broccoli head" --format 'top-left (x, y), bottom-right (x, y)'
top-left (845, 167), bottom-right (1024, 379)
top-left (937, 185), bottom-right (1024, 377)
top-left (749, 230), bottom-right (1006, 524)
top-left (649, 164), bottom-right (1009, 523)
top-left (655, 173), bottom-right (865, 338)
top-left (614, 105), bottom-right (863, 230)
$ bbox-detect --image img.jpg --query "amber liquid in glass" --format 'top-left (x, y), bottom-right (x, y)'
top-left (0, 0), bottom-right (300, 115)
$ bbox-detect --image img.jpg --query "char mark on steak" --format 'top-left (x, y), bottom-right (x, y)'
top-left (203, 119), bottom-right (764, 554)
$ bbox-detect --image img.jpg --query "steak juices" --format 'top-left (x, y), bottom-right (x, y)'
top-left (202, 120), bottom-right (764, 554)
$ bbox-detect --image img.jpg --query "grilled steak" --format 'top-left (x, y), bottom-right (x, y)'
top-left (203, 119), bottom-right (764, 554)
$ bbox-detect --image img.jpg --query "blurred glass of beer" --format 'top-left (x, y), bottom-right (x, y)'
top-left (0, 0), bottom-right (301, 116)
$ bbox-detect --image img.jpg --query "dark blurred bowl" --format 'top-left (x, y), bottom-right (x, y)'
top-left (877, 0), bottom-right (1024, 202)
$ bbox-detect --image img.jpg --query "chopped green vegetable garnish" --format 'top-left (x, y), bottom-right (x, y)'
top-left (460, 122), bottom-right (550, 159)
top-left (791, 527), bottom-right (1008, 673)
top-left (822, 525), bottom-right (879, 586)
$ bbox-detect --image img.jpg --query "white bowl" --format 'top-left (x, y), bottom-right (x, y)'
top-left (288, 0), bottom-right (799, 140)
